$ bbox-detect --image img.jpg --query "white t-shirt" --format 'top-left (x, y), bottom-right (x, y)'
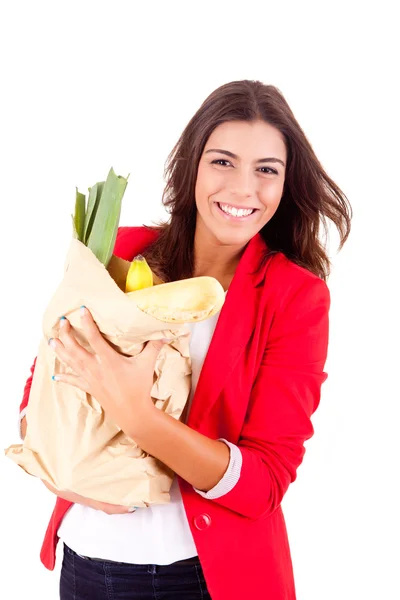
top-left (56, 300), bottom-right (243, 564)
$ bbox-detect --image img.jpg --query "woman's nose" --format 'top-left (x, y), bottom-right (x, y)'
top-left (229, 168), bottom-right (255, 197)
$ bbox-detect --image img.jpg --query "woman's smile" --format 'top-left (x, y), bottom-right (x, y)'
top-left (213, 201), bottom-right (260, 223)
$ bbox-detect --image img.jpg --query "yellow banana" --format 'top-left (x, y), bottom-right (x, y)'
top-left (125, 254), bottom-right (154, 293)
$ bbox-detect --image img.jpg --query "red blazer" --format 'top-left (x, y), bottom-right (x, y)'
top-left (20, 226), bottom-right (330, 600)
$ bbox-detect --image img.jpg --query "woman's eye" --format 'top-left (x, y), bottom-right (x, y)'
top-left (211, 160), bottom-right (278, 175)
top-left (259, 167), bottom-right (278, 175)
top-left (211, 159), bottom-right (230, 166)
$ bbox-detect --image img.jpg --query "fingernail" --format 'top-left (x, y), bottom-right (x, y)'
top-left (161, 338), bottom-right (170, 343)
top-left (49, 338), bottom-right (57, 348)
top-left (52, 375), bottom-right (60, 381)
top-left (128, 506), bottom-right (138, 512)
top-left (80, 305), bottom-right (87, 317)
top-left (60, 316), bottom-right (67, 328)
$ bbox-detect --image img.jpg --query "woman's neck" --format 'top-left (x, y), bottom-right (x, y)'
top-left (193, 228), bottom-right (246, 291)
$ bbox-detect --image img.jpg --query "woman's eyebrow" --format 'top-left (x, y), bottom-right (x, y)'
top-left (205, 148), bottom-right (285, 168)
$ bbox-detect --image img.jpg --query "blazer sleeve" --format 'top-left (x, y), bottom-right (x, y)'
top-left (19, 356), bottom-right (37, 414)
top-left (208, 277), bottom-right (330, 520)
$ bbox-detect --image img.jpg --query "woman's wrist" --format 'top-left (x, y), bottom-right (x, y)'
top-left (124, 398), bottom-right (159, 441)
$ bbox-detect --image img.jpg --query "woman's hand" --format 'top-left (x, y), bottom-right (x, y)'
top-left (20, 416), bottom-right (27, 439)
top-left (41, 479), bottom-right (135, 514)
top-left (48, 306), bottom-right (166, 436)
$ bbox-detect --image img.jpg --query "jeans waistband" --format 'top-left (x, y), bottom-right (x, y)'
top-left (65, 544), bottom-right (199, 567)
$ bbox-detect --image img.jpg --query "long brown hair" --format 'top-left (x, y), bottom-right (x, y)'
top-left (142, 80), bottom-right (352, 283)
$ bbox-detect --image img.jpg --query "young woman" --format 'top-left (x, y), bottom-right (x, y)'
top-left (19, 80), bottom-right (352, 599)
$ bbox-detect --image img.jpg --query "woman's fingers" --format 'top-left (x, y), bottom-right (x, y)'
top-left (79, 306), bottom-right (114, 358)
top-left (49, 309), bottom-right (114, 376)
top-left (58, 316), bottom-right (88, 355)
top-left (51, 371), bottom-right (90, 393)
top-left (49, 316), bottom-right (94, 378)
top-left (90, 500), bottom-right (134, 515)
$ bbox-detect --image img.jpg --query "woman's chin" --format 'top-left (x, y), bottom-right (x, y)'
top-left (208, 224), bottom-right (255, 247)
top-left (196, 211), bottom-right (258, 247)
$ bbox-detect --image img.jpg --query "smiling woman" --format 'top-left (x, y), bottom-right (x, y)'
top-left (18, 79), bottom-right (352, 600)
top-left (195, 120), bottom-right (287, 252)
top-left (142, 82), bottom-right (351, 290)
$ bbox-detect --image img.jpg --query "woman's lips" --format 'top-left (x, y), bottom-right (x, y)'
top-left (214, 202), bottom-right (259, 222)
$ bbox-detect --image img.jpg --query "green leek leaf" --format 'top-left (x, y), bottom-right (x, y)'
top-left (84, 181), bottom-right (104, 244)
top-left (73, 189), bottom-right (86, 242)
top-left (86, 167), bottom-right (128, 267)
top-left (71, 214), bottom-right (79, 239)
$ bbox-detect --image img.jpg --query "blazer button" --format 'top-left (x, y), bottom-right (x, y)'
top-left (193, 513), bottom-right (212, 530)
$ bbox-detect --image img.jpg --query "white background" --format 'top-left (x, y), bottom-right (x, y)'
top-left (1, 1), bottom-right (399, 598)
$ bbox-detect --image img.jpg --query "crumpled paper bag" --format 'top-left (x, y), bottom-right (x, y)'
top-left (5, 238), bottom-right (218, 508)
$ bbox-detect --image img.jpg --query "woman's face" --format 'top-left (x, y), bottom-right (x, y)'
top-left (195, 119), bottom-right (287, 247)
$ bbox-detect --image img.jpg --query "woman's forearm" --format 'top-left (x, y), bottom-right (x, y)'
top-left (20, 406), bottom-right (231, 493)
top-left (126, 404), bottom-right (231, 493)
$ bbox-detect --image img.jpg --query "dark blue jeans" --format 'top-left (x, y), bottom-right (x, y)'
top-left (60, 543), bottom-right (212, 599)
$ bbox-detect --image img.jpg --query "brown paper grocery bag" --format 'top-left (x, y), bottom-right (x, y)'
top-left (5, 238), bottom-right (223, 507)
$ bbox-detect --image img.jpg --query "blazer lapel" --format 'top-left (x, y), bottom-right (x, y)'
top-left (187, 233), bottom-right (269, 429)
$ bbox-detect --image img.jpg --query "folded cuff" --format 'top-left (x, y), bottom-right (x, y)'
top-left (193, 438), bottom-right (243, 500)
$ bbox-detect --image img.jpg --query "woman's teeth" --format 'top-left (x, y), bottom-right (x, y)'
top-left (218, 203), bottom-right (255, 218)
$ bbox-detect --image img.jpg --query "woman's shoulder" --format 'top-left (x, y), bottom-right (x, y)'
top-left (264, 251), bottom-right (330, 310)
top-left (113, 226), bottom-right (159, 261)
